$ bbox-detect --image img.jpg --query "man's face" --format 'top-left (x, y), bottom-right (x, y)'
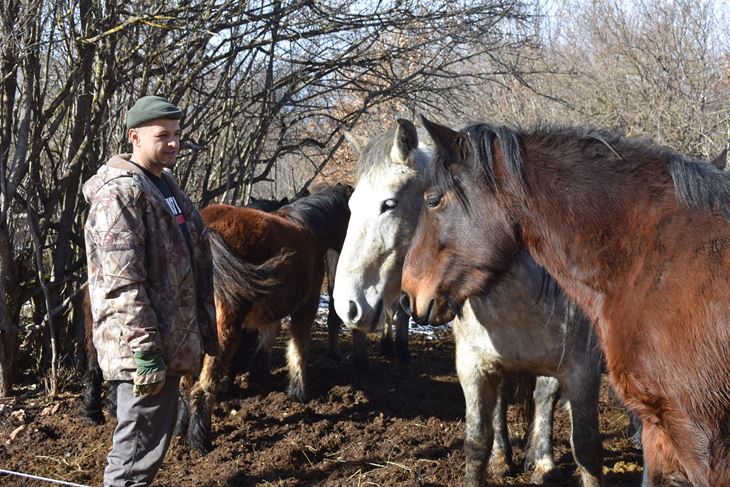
top-left (129, 119), bottom-right (181, 171)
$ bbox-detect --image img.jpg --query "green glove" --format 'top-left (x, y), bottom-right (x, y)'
top-left (132, 350), bottom-right (166, 397)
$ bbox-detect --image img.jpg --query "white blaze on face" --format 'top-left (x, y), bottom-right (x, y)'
top-left (333, 166), bottom-right (419, 330)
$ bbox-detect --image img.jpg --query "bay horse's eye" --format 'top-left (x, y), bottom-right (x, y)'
top-left (425, 194), bottom-right (442, 209)
top-left (381, 199), bottom-right (397, 213)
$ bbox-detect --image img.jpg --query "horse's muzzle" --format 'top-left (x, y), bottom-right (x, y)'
top-left (400, 292), bottom-right (453, 325)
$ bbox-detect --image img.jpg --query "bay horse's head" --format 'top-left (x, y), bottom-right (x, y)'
top-left (400, 117), bottom-right (522, 325)
top-left (333, 119), bottom-right (429, 331)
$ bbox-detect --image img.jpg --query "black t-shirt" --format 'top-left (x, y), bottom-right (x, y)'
top-left (130, 161), bottom-right (193, 254)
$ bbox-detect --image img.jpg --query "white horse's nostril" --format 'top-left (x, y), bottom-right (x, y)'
top-left (347, 301), bottom-right (359, 321)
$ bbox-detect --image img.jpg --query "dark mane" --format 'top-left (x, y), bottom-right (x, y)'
top-left (427, 122), bottom-right (524, 212)
top-left (277, 184), bottom-right (351, 239)
top-left (668, 155), bottom-right (730, 220)
top-left (430, 122), bottom-right (730, 220)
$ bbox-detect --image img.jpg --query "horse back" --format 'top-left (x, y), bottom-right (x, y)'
top-left (202, 204), bottom-right (311, 262)
top-left (201, 203), bottom-right (326, 321)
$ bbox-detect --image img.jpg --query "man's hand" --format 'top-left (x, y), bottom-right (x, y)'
top-left (132, 350), bottom-right (166, 397)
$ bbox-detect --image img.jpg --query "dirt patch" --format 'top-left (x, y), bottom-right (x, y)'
top-left (0, 325), bottom-right (642, 486)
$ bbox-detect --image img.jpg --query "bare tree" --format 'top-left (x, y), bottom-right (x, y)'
top-left (456, 0), bottom-right (730, 159)
top-left (0, 0), bottom-right (533, 396)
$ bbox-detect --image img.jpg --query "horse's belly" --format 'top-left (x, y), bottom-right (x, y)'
top-left (456, 298), bottom-right (569, 375)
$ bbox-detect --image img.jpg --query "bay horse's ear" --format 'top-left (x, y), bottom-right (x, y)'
top-left (344, 131), bottom-right (370, 155)
top-left (711, 148), bottom-right (727, 170)
top-left (419, 115), bottom-right (466, 166)
top-left (391, 118), bottom-right (419, 165)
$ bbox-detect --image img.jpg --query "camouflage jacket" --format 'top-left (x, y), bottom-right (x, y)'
top-left (83, 154), bottom-right (219, 382)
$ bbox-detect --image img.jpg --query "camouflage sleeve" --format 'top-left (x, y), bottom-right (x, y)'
top-left (86, 183), bottom-right (162, 353)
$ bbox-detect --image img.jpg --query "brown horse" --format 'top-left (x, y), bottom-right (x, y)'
top-left (401, 118), bottom-right (730, 487)
top-left (185, 183), bottom-right (352, 454)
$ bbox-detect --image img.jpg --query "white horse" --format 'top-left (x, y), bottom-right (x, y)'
top-left (333, 119), bottom-right (604, 487)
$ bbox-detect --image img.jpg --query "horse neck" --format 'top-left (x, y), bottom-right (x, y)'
top-left (509, 141), bottom-right (675, 324)
top-left (298, 208), bottom-right (350, 253)
top-left (320, 219), bottom-right (349, 253)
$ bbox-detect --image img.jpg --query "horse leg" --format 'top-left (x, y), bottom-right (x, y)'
top-left (82, 355), bottom-right (105, 425)
top-left (187, 304), bottom-right (244, 455)
top-left (562, 371), bottom-right (604, 487)
top-left (379, 310), bottom-right (395, 358)
top-left (81, 292), bottom-right (107, 425)
top-left (640, 422), bottom-right (680, 487)
top-left (325, 249), bottom-right (343, 360)
top-left (107, 381), bottom-right (118, 418)
top-left (326, 296), bottom-right (343, 361)
top-left (287, 301), bottom-right (318, 401)
top-left (524, 376), bottom-right (559, 482)
top-left (249, 321), bottom-right (281, 390)
top-left (628, 408), bottom-right (644, 448)
top-left (225, 329), bottom-right (258, 394)
top-left (393, 303), bottom-right (410, 364)
top-left (352, 329), bottom-right (369, 370)
top-left (626, 411), bottom-right (654, 487)
top-left (173, 374), bottom-right (193, 437)
top-left (487, 379), bottom-right (513, 480)
top-left (641, 461), bottom-right (654, 487)
top-left (456, 340), bottom-right (501, 487)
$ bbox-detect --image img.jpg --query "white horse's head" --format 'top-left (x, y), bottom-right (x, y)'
top-left (333, 119), bottom-right (430, 331)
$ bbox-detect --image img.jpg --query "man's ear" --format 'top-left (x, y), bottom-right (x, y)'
top-left (128, 128), bottom-right (139, 147)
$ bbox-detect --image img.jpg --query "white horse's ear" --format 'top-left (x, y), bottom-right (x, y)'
top-left (344, 131), bottom-right (370, 155)
top-left (391, 118), bottom-right (418, 165)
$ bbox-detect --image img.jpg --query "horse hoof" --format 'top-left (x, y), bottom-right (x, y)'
top-left (463, 468), bottom-right (485, 487)
top-left (528, 459), bottom-right (556, 484)
top-left (83, 411), bottom-right (105, 425)
top-left (488, 463), bottom-right (510, 480)
top-left (219, 376), bottom-right (232, 396)
top-left (186, 426), bottom-right (213, 455)
top-left (172, 423), bottom-right (186, 437)
top-left (488, 452), bottom-right (512, 480)
top-left (186, 436), bottom-right (212, 456)
top-left (287, 385), bottom-right (308, 402)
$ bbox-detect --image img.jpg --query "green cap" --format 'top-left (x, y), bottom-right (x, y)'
top-left (126, 95), bottom-right (182, 129)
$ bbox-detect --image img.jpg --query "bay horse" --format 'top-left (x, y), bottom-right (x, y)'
top-left (334, 120), bottom-right (604, 486)
top-left (243, 190), bottom-right (382, 369)
top-left (185, 183), bottom-right (352, 454)
top-left (401, 117), bottom-right (730, 487)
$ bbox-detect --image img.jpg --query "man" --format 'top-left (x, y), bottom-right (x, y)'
top-left (83, 96), bottom-right (219, 486)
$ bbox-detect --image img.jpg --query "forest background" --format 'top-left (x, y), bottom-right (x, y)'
top-left (1, 0), bottom-right (728, 397)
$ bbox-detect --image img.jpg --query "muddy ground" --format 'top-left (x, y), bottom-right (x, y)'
top-left (0, 321), bottom-right (642, 487)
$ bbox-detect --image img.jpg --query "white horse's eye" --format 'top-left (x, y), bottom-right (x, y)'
top-left (381, 199), bottom-right (398, 213)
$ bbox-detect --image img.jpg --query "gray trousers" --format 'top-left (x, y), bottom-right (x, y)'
top-left (104, 376), bottom-right (181, 487)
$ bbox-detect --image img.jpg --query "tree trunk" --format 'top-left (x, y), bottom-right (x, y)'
top-left (0, 223), bottom-right (17, 397)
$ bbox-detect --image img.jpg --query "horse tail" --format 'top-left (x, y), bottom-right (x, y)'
top-left (81, 288), bottom-right (106, 425)
top-left (208, 230), bottom-right (289, 310)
